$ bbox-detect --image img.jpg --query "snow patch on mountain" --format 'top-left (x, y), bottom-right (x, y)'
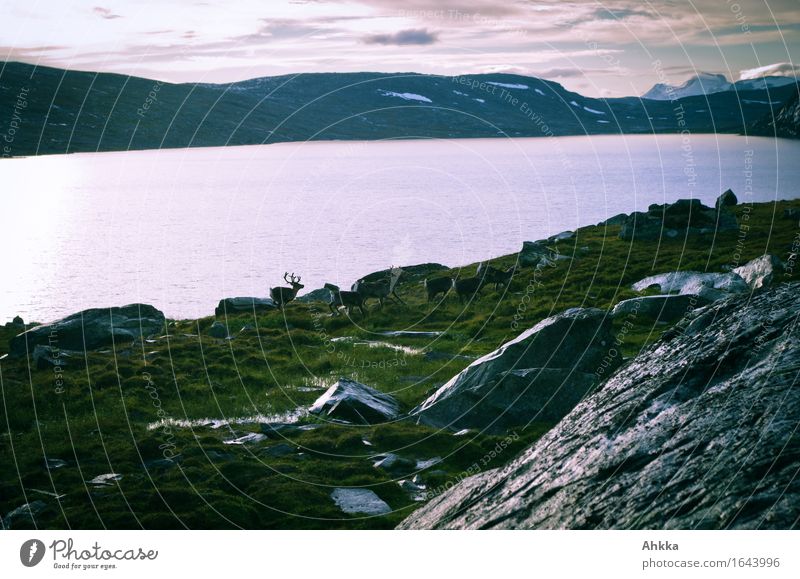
top-left (486, 82), bottom-right (529, 90)
top-left (378, 90), bottom-right (432, 103)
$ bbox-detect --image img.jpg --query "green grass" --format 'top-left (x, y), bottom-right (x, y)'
top-left (1, 198), bottom-right (798, 528)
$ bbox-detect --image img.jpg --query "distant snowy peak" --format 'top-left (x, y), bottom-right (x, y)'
top-left (643, 73), bottom-right (797, 101)
top-left (643, 73), bottom-right (732, 101)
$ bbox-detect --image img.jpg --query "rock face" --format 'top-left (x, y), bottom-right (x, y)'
top-left (309, 378), bottom-right (401, 424)
top-left (331, 488), bottom-right (391, 515)
top-left (9, 304), bottom-right (165, 356)
top-left (611, 294), bottom-right (710, 323)
top-left (399, 283), bottom-right (800, 529)
top-left (410, 308), bottom-right (618, 434)
top-left (296, 288), bottom-right (334, 304)
top-left (749, 87), bottom-right (800, 139)
top-left (619, 198), bottom-right (738, 241)
top-left (733, 254), bottom-right (783, 290)
top-left (215, 297), bottom-right (276, 316)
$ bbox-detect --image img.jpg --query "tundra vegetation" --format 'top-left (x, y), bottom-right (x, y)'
top-left (1, 199), bottom-right (798, 529)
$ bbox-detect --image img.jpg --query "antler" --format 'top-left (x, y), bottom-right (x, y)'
top-left (283, 272), bottom-right (291, 283)
top-left (290, 272), bottom-right (301, 283)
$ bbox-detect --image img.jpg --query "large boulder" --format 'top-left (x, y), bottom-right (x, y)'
top-left (296, 288), bottom-right (333, 304)
top-left (399, 283), bottom-right (800, 529)
top-left (632, 271), bottom-right (749, 297)
top-left (519, 241), bottom-right (561, 267)
top-left (9, 304), bottom-right (165, 357)
top-left (716, 188), bottom-right (738, 208)
top-left (619, 197), bottom-right (738, 241)
top-left (611, 294), bottom-right (710, 323)
top-left (215, 297), bottom-right (276, 317)
top-left (410, 308), bottom-right (618, 433)
top-left (309, 378), bottom-right (401, 424)
top-left (733, 254), bottom-right (783, 290)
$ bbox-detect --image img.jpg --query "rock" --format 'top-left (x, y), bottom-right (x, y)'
top-left (619, 198), bottom-right (738, 241)
top-left (359, 263), bottom-right (447, 284)
top-left (373, 453), bottom-right (416, 474)
top-left (309, 378), bottom-right (401, 424)
top-left (548, 230), bottom-right (574, 243)
top-left (749, 88), bottom-right (800, 139)
top-left (398, 283), bottom-right (800, 529)
top-left (600, 213), bottom-right (629, 226)
top-left (519, 241), bottom-right (561, 267)
top-left (296, 288), bottom-right (333, 303)
top-left (410, 308), bottom-right (618, 433)
top-left (208, 321), bottom-right (229, 339)
top-left (145, 456), bottom-right (182, 470)
top-left (214, 297), bottom-right (276, 317)
top-left (2, 500), bottom-right (47, 529)
top-left (11, 315), bottom-right (23, 326)
top-left (223, 432), bottom-right (266, 445)
top-left (88, 473), bottom-right (123, 486)
top-left (45, 458), bottom-right (68, 470)
top-left (9, 304), bottom-right (165, 356)
top-left (733, 254), bottom-right (783, 290)
top-left (331, 488), bottom-right (391, 515)
top-left (716, 188), bottom-right (738, 208)
top-left (611, 294), bottom-right (710, 323)
top-left (632, 271), bottom-right (749, 297)
top-left (31, 344), bottom-right (72, 370)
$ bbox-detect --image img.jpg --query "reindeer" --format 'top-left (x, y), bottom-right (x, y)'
top-left (353, 266), bottom-right (405, 309)
top-left (476, 262), bottom-right (516, 290)
top-left (452, 276), bottom-right (486, 303)
top-left (324, 283), bottom-right (366, 316)
top-left (270, 272), bottom-right (304, 309)
top-left (423, 276), bottom-right (452, 302)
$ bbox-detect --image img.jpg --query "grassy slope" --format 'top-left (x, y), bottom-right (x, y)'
top-left (1, 199), bottom-right (799, 529)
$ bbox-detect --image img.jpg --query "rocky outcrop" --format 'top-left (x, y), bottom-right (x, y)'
top-left (331, 488), bottom-right (391, 515)
top-left (410, 308), bottom-right (618, 434)
top-left (715, 188), bottom-right (738, 208)
top-left (749, 87), bottom-right (800, 139)
top-left (296, 288), bottom-right (333, 304)
top-left (9, 304), bottom-right (165, 356)
top-left (733, 254), bottom-right (783, 290)
top-left (207, 321), bottom-right (229, 339)
top-left (399, 283), bottom-right (800, 529)
top-left (611, 294), bottom-right (710, 323)
top-left (309, 378), bottom-right (401, 424)
top-left (619, 198), bottom-right (738, 241)
top-left (519, 241), bottom-right (562, 268)
top-left (215, 297), bottom-right (276, 316)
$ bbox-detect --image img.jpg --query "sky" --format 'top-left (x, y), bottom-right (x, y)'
top-left (0, 0), bottom-right (798, 97)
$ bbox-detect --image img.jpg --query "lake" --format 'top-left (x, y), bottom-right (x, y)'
top-left (2, 134), bottom-right (799, 323)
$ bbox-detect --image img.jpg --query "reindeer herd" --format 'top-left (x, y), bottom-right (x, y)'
top-left (268, 262), bottom-right (516, 315)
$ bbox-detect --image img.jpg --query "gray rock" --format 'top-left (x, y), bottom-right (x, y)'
top-left (2, 500), bottom-right (47, 529)
top-left (619, 198), bottom-right (738, 241)
top-left (373, 453), bottom-right (416, 474)
top-left (410, 308), bottom-right (618, 433)
top-left (331, 488), bottom-right (391, 515)
top-left (632, 271), bottom-right (749, 296)
top-left (214, 297), bottom-right (276, 317)
top-left (599, 213), bottom-right (629, 226)
top-left (223, 432), bottom-right (266, 445)
top-left (716, 188), bottom-right (738, 208)
top-left (733, 254), bottom-right (783, 290)
top-left (519, 241), bottom-right (558, 267)
top-left (309, 378), bottom-right (401, 424)
top-left (88, 473), bottom-right (123, 486)
top-left (296, 288), bottom-right (333, 303)
top-left (45, 458), bottom-right (68, 470)
top-left (548, 230), bottom-right (575, 243)
top-left (399, 283), bottom-right (800, 529)
top-left (262, 443), bottom-right (295, 457)
top-left (32, 344), bottom-right (72, 370)
top-left (10, 304), bottom-right (165, 356)
top-left (208, 321), bottom-right (229, 339)
top-left (611, 294), bottom-right (710, 323)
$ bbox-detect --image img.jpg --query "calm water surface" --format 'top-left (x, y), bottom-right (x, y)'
top-left (2, 134), bottom-right (799, 322)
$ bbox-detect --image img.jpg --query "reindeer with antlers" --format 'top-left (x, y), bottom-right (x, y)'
top-left (270, 272), bottom-right (304, 309)
top-left (352, 266), bottom-right (405, 309)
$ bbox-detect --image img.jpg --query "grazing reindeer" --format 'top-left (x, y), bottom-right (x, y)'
top-left (423, 276), bottom-right (452, 302)
top-left (325, 283), bottom-right (366, 316)
top-left (270, 272), bottom-right (304, 309)
top-left (353, 266), bottom-right (405, 308)
top-left (476, 262), bottom-right (516, 290)
top-left (452, 276), bottom-right (486, 303)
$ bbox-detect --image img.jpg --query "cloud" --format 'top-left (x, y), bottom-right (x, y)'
top-left (92, 6), bottom-right (122, 20)
top-left (363, 28), bottom-right (438, 45)
top-left (739, 62), bottom-right (800, 80)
